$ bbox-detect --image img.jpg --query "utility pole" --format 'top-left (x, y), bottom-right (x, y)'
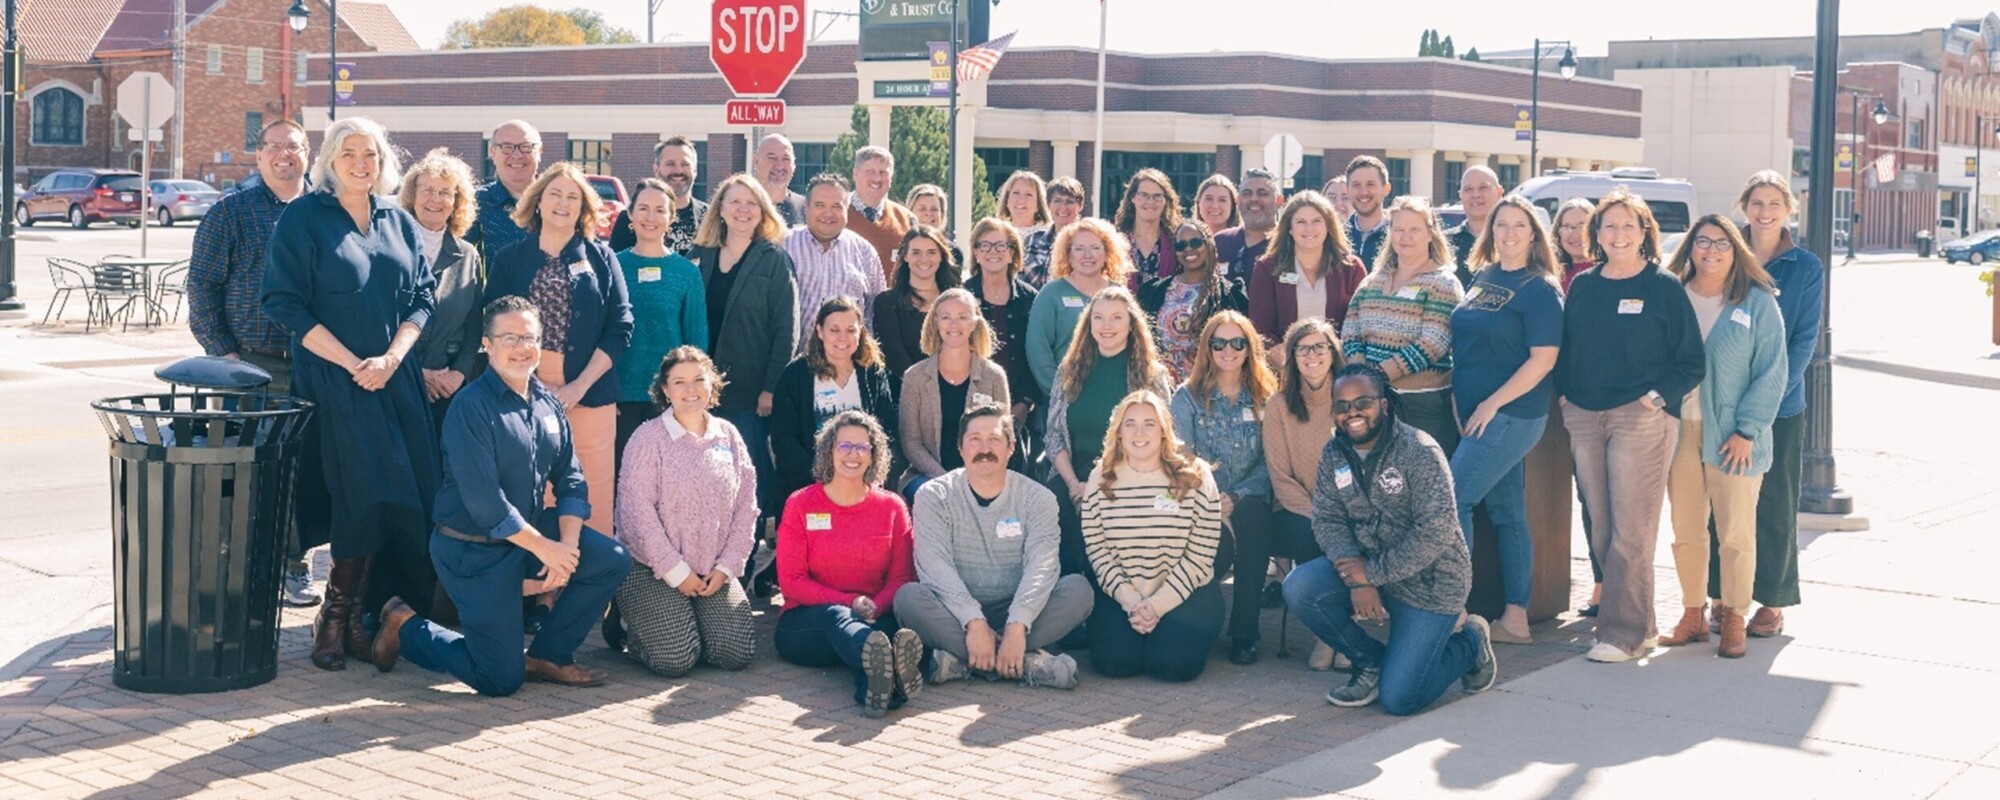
top-left (172, 0), bottom-right (185, 179)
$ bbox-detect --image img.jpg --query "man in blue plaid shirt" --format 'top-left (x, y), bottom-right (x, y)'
top-left (187, 118), bottom-right (326, 607)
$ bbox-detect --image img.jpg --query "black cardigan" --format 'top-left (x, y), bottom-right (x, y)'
top-left (767, 357), bottom-right (900, 504)
top-left (690, 238), bottom-right (799, 412)
top-left (968, 275), bottom-right (1040, 410)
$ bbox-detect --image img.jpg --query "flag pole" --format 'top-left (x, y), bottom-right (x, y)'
top-left (1091, 0), bottom-right (1107, 214)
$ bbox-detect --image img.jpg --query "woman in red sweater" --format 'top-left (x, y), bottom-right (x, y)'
top-left (774, 410), bottom-right (923, 717)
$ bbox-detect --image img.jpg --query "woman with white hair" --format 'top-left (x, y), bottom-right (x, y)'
top-left (262, 117), bottom-right (443, 671)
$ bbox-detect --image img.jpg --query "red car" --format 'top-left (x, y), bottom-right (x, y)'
top-left (14, 169), bottom-right (146, 229)
top-left (586, 175), bottom-right (628, 240)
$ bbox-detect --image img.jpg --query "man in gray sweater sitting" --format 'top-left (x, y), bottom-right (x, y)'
top-left (1282, 363), bottom-right (1498, 715)
top-left (896, 403), bottom-right (1093, 688)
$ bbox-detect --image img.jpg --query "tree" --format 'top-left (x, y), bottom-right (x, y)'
top-left (1462, 47), bottom-right (1481, 62)
top-left (442, 5), bottom-right (634, 49)
top-left (1440, 35), bottom-right (1456, 59)
top-left (1417, 29), bottom-right (1436, 57)
top-left (828, 105), bottom-right (994, 224)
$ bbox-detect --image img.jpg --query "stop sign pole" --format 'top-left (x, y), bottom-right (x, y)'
top-left (711, 0), bottom-right (806, 127)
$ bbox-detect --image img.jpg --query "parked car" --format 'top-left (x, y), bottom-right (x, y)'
top-left (585, 174), bottom-right (628, 240)
top-left (1513, 166), bottom-right (1699, 253)
top-left (1435, 204), bottom-right (1466, 231)
top-left (1940, 230), bottom-right (2000, 265)
top-left (149, 180), bottom-right (221, 227)
top-left (14, 169), bottom-right (145, 229)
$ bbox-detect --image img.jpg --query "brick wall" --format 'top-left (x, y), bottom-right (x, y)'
top-left (1029, 140), bottom-right (1055, 181)
top-left (1216, 145), bottom-right (1242, 184)
top-left (1075, 142), bottom-right (1096, 205)
top-left (706, 133), bottom-right (747, 198)
top-left (611, 133), bottom-right (657, 186)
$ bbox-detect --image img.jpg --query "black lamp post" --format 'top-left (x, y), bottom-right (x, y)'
top-left (1801, 0), bottom-right (1850, 518)
top-left (1, 0), bottom-right (21, 311)
top-left (1839, 88), bottom-right (1890, 260)
top-left (285, 0), bottom-right (332, 123)
top-left (1528, 39), bottom-right (1577, 178)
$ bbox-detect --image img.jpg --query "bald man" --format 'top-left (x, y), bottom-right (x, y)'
top-left (1447, 165), bottom-right (1503, 287)
top-left (756, 134), bottom-right (808, 228)
top-left (469, 119), bottom-right (544, 259)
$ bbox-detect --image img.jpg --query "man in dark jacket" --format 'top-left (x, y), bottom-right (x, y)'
top-left (1282, 363), bottom-right (1496, 715)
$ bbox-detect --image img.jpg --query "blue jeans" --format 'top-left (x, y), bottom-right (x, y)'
top-left (773, 605), bottom-right (905, 705)
top-left (1449, 412), bottom-right (1547, 608)
top-left (1283, 557), bottom-right (1480, 716)
top-left (401, 518), bottom-right (632, 697)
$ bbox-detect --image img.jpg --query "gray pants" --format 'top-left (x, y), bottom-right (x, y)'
top-left (895, 573), bottom-right (1094, 663)
top-left (1564, 398), bottom-right (1678, 653)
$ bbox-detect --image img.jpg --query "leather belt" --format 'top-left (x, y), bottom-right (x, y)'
top-left (436, 525), bottom-right (501, 545)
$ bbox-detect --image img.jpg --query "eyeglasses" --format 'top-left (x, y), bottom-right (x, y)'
top-left (492, 142), bottom-right (540, 156)
top-left (1173, 238), bottom-right (1207, 252)
top-left (1557, 223), bottom-right (1587, 235)
top-left (1068, 243), bottom-right (1106, 255)
top-left (1209, 336), bottom-right (1250, 352)
top-left (1332, 396), bottom-right (1382, 414)
top-left (417, 187), bottom-right (458, 200)
top-left (1134, 191), bottom-right (1167, 204)
top-left (973, 241), bottom-right (1012, 253)
top-left (1691, 236), bottom-right (1732, 252)
top-left (834, 441), bottom-right (875, 456)
top-left (489, 333), bottom-right (542, 349)
top-left (1295, 342), bottom-right (1334, 357)
top-left (260, 142), bottom-right (306, 154)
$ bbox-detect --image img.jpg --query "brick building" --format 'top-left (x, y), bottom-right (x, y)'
top-left (11, 0), bottom-right (418, 190)
top-left (308, 41), bottom-right (1644, 227)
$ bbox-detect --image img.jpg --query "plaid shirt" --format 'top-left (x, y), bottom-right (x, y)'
top-left (186, 182), bottom-right (296, 356)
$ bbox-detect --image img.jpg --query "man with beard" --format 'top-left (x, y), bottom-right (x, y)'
top-left (1447, 165), bottom-right (1504, 286)
top-left (1282, 363), bottom-right (1495, 716)
top-left (756, 134), bottom-right (808, 227)
top-left (468, 120), bottom-right (543, 259)
top-left (895, 404), bottom-right (1090, 689)
top-left (1213, 168), bottom-right (1284, 278)
top-left (1343, 156), bottom-right (1393, 268)
top-left (609, 137), bottom-right (708, 255)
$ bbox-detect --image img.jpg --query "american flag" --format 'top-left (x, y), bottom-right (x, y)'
top-left (957, 32), bottom-right (1017, 84)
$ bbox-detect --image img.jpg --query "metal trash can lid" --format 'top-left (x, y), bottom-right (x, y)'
top-left (155, 356), bottom-right (272, 391)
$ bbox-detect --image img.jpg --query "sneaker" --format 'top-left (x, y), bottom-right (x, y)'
top-left (892, 629), bottom-right (925, 704)
top-left (1461, 616), bottom-right (1497, 693)
top-left (860, 631), bottom-right (895, 718)
top-left (1325, 667), bottom-right (1380, 707)
top-left (1585, 640), bottom-right (1641, 663)
top-left (281, 565), bottom-right (322, 607)
top-left (927, 648), bottom-right (969, 684)
top-left (1022, 650), bottom-right (1079, 690)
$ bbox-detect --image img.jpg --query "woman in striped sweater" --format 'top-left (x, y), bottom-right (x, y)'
top-left (1341, 195), bottom-right (1465, 456)
top-left (1082, 391), bottom-right (1225, 682)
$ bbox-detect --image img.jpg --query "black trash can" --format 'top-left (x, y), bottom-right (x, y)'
top-left (90, 356), bottom-right (314, 694)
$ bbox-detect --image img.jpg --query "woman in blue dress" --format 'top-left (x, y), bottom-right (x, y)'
top-left (262, 117), bottom-right (442, 672)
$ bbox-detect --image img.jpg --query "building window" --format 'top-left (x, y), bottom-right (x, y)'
top-left (975, 147), bottom-right (1030, 197)
top-left (296, 51), bottom-right (309, 85)
top-left (206, 44), bottom-right (222, 75)
top-left (1298, 154), bottom-right (1325, 191)
top-left (31, 87), bottom-right (84, 146)
top-left (1496, 163), bottom-right (1522, 188)
top-left (245, 112), bottom-right (264, 152)
top-left (1443, 161), bottom-right (1466, 201)
top-left (1097, 151), bottom-right (1218, 218)
top-left (568, 139), bottom-right (611, 176)
top-left (1907, 118), bottom-right (1925, 150)
top-left (1385, 157), bottom-right (1411, 203)
top-left (789, 143), bottom-right (834, 196)
top-left (480, 136), bottom-right (494, 182)
top-left (246, 47), bottom-right (264, 83)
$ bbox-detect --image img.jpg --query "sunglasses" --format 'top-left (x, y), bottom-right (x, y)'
top-left (1208, 336), bottom-right (1250, 352)
top-left (1332, 396), bottom-right (1382, 414)
top-left (1173, 238), bottom-right (1207, 252)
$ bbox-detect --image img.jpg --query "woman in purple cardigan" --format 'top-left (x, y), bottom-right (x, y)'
top-left (609, 346), bottom-right (759, 676)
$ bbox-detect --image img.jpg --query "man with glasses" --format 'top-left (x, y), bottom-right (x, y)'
top-left (610, 137), bottom-right (707, 256)
top-left (1447, 165), bottom-right (1504, 286)
top-left (469, 120), bottom-right (543, 259)
top-left (756, 134), bottom-right (808, 227)
top-left (188, 118), bottom-right (326, 607)
top-left (1215, 168), bottom-right (1284, 278)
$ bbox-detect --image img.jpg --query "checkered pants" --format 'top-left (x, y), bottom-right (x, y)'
top-left (614, 563), bottom-right (757, 677)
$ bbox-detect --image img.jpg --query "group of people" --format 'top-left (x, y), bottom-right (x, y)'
top-left (181, 114), bottom-right (1821, 719)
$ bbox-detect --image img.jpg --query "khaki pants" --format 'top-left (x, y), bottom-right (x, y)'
top-left (1563, 398), bottom-right (1677, 653)
top-left (538, 351), bottom-right (617, 537)
top-left (1667, 417), bottom-right (1761, 614)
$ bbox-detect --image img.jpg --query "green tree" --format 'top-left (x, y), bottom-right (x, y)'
top-left (828, 105), bottom-right (994, 224)
top-left (1418, 29), bottom-right (1436, 57)
top-left (1440, 35), bottom-right (1456, 59)
top-left (566, 8), bottom-right (639, 44)
top-left (1462, 48), bottom-right (1482, 62)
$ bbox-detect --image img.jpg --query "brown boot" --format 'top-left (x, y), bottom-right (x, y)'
top-left (311, 558), bottom-right (362, 671)
top-left (343, 557), bottom-right (375, 666)
top-left (1747, 606), bottom-right (1785, 638)
top-left (1658, 606), bottom-right (1709, 646)
top-left (372, 597), bottom-right (417, 673)
top-left (1718, 609), bottom-right (1748, 658)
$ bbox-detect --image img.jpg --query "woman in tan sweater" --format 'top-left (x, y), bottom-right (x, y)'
top-left (1262, 316), bottom-right (1343, 669)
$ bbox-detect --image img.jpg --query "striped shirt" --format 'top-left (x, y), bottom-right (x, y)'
top-left (782, 227), bottom-right (886, 352)
top-left (1081, 464), bottom-right (1222, 616)
top-left (1340, 267), bottom-right (1464, 392)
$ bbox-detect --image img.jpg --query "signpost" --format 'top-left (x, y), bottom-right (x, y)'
top-left (1263, 133), bottom-right (1303, 190)
top-left (711, 0), bottom-right (806, 127)
top-left (116, 72), bottom-right (176, 257)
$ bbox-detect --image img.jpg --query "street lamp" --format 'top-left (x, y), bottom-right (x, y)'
top-left (1838, 87), bottom-right (1889, 260)
top-left (285, 0), bottom-right (335, 122)
top-left (1, 0), bottom-right (22, 311)
top-left (1528, 39), bottom-right (1578, 179)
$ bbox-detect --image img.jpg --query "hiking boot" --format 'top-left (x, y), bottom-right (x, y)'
top-left (1022, 650), bottom-right (1079, 690)
top-left (859, 631), bottom-right (895, 718)
top-left (1325, 667), bottom-right (1380, 707)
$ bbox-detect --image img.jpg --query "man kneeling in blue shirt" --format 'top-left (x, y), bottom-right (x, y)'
top-left (371, 295), bottom-right (632, 695)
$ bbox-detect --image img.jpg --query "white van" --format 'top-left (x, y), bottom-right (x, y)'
top-left (1512, 167), bottom-right (1700, 251)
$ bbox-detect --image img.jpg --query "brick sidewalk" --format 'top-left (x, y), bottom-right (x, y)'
top-left (0, 569), bottom-right (1615, 800)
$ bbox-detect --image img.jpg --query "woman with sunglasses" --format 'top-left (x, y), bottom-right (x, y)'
top-left (1139, 220), bottom-right (1248, 382)
top-left (1168, 312), bottom-right (1297, 665)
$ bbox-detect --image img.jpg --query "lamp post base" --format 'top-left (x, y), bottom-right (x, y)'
top-left (1800, 485), bottom-right (1853, 516)
top-left (1800, 509), bottom-right (1871, 533)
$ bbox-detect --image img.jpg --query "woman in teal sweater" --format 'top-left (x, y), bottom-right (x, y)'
top-left (1658, 215), bottom-right (1786, 659)
top-left (615, 178), bottom-right (709, 465)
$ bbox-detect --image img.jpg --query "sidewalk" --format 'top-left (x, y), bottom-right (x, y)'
top-left (1827, 254), bottom-right (2000, 390)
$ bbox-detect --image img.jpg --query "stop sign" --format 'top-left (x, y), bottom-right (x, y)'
top-left (711, 0), bottom-right (807, 97)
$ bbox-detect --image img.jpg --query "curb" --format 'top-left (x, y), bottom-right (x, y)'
top-left (1834, 354), bottom-right (2000, 391)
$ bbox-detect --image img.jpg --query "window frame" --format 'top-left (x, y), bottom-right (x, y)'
top-left (30, 87), bottom-right (85, 147)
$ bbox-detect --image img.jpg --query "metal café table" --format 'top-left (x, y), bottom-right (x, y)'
top-left (100, 255), bottom-right (181, 328)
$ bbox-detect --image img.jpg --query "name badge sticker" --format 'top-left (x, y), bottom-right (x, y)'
top-left (1334, 465), bottom-right (1354, 489)
top-left (1617, 298), bottom-right (1646, 315)
top-left (1731, 308), bottom-right (1752, 327)
top-left (1062, 295), bottom-right (1087, 308)
top-left (1463, 287), bottom-right (1482, 302)
top-left (637, 267), bottom-right (662, 283)
top-left (1241, 406), bottom-right (1258, 423)
top-left (805, 513), bottom-right (833, 531)
top-left (1395, 286), bottom-right (1423, 300)
top-left (567, 260), bottom-right (591, 277)
top-left (1278, 272), bottom-right (1302, 285)
top-left (996, 518), bottom-right (1024, 539)
top-left (1153, 494), bottom-right (1181, 512)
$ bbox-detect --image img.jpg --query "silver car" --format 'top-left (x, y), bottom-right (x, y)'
top-left (149, 180), bottom-right (221, 227)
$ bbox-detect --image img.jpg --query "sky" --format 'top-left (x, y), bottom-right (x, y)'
top-left (385, 1), bottom-right (1993, 57)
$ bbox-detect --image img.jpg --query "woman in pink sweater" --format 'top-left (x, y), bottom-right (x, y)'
top-left (774, 410), bottom-right (924, 717)
top-left (611, 346), bottom-right (759, 676)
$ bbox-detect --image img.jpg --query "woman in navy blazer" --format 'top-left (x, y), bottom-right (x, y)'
top-left (483, 161), bottom-right (634, 544)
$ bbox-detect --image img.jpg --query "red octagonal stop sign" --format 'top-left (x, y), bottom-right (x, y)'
top-left (711, 0), bottom-right (807, 97)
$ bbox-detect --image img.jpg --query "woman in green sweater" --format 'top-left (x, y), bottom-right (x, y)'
top-left (614, 178), bottom-right (709, 466)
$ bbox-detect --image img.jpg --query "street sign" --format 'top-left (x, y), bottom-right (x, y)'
top-left (710, 0), bottom-right (807, 97)
top-left (127, 129), bottom-right (164, 142)
top-left (1264, 133), bottom-right (1303, 189)
top-left (115, 72), bottom-right (175, 129)
top-left (726, 99), bottom-right (786, 126)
